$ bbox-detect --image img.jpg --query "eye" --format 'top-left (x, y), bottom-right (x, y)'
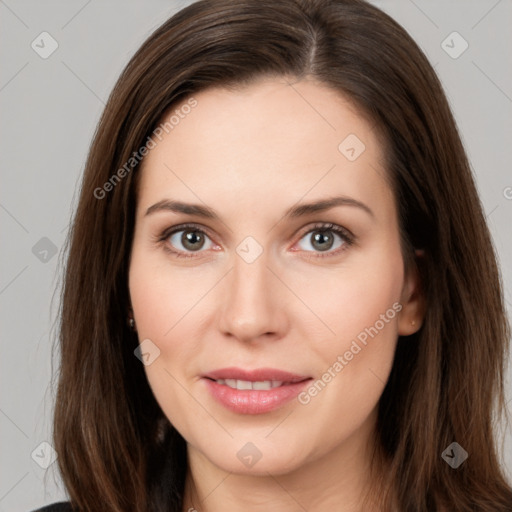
top-left (160, 223), bottom-right (217, 258)
top-left (294, 223), bottom-right (354, 257)
top-left (157, 222), bottom-right (354, 259)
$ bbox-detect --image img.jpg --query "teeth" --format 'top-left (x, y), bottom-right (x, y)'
top-left (216, 379), bottom-right (284, 390)
top-left (252, 381), bottom-right (272, 390)
top-left (237, 379), bottom-right (253, 390)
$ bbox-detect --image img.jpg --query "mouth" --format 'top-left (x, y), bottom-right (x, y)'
top-left (201, 367), bottom-right (312, 414)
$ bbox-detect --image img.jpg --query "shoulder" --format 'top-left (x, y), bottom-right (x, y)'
top-left (31, 501), bottom-right (74, 512)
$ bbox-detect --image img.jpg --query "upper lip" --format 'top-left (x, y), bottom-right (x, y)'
top-left (202, 367), bottom-right (311, 383)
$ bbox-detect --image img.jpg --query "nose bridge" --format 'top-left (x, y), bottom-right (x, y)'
top-left (219, 245), bottom-right (284, 341)
top-left (232, 249), bottom-right (270, 298)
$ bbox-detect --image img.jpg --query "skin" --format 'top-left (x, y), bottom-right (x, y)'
top-left (128, 77), bottom-right (425, 511)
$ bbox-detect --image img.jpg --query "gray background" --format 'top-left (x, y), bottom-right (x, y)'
top-left (1, 0), bottom-right (511, 510)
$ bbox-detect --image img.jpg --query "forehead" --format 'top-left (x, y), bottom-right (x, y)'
top-left (136, 77), bottom-right (392, 220)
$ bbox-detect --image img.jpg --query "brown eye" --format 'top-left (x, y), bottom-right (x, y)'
top-left (180, 230), bottom-right (205, 251)
top-left (166, 227), bottom-right (214, 254)
top-left (295, 223), bottom-right (353, 256)
top-left (309, 231), bottom-right (335, 251)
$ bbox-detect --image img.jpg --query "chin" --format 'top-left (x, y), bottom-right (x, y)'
top-left (191, 434), bottom-right (312, 476)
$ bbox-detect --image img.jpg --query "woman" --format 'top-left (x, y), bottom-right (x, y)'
top-left (34, 0), bottom-right (512, 510)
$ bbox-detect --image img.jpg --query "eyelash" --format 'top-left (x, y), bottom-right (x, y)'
top-left (156, 222), bottom-right (355, 259)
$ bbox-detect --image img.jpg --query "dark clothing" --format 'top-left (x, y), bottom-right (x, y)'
top-left (31, 502), bottom-right (73, 512)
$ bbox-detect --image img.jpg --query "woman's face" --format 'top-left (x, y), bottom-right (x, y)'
top-left (129, 77), bottom-right (422, 477)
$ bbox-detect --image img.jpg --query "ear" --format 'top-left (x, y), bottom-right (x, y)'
top-left (398, 249), bottom-right (426, 336)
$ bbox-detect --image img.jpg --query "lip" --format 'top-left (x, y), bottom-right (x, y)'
top-left (201, 367), bottom-right (312, 415)
top-left (202, 367), bottom-right (309, 383)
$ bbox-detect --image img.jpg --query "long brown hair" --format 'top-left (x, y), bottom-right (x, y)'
top-left (51, 0), bottom-right (512, 510)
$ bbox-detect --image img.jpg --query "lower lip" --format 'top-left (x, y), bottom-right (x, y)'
top-left (203, 378), bottom-right (311, 414)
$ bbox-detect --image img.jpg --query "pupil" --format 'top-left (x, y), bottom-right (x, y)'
top-left (183, 231), bottom-right (203, 250)
top-left (313, 231), bottom-right (333, 251)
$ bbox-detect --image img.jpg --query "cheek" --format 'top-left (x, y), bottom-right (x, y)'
top-left (299, 244), bottom-right (404, 351)
top-left (128, 244), bottom-right (211, 340)
top-left (298, 241), bottom-right (404, 405)
top-left (129, 249), bottom-right (203, 433)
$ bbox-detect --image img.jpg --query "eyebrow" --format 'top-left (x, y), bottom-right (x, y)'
top-left (145, 195), bottom-right (374, 220)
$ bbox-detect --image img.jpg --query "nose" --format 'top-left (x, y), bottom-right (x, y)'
top-left (218, 248), bottom-right (288, 344)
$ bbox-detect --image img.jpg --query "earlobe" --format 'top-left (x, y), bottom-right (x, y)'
top-left (397, 249), bottom-right (426, 336)
top-left (127, 308), bottom-right (137, 332)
